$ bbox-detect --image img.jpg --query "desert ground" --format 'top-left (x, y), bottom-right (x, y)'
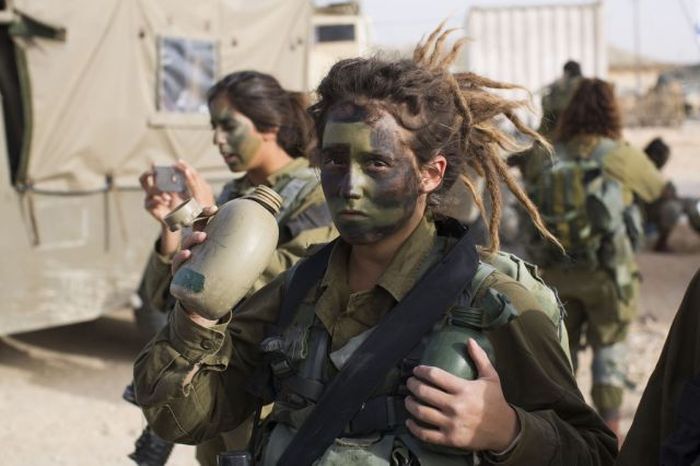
top-left (0, 124), bottom-right (698, 465)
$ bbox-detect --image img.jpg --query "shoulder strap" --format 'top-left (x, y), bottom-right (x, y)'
top-left (276, 240), bottom-right (336, 330)
top-left (590, 137), bottom-right (618, 165)
top-left (468, 261), bottom-right (496, 299)
top-left (274, 168), bottom-right (321, 225)
top-left (246, 241), bottom-right (335, 404)
top-left (278, 229), bottom-right (479, 466)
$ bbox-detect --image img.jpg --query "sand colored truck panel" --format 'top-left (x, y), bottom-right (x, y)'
top-left (0, 0), bottom-right (313, 334)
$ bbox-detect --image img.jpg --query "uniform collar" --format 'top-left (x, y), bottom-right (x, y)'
top-left (236, 157), bottom-right (310, 191)
top-left (265, 157), bottom-right (309, 187)
top-left (320, 216), bottom-right (438, 302)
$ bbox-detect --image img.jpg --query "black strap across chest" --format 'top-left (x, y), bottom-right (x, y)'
top-left (276, 224), bottom-right (479, 466)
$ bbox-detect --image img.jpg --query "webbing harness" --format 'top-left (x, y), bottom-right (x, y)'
top-left (265, 221), bottom-right (479, 466)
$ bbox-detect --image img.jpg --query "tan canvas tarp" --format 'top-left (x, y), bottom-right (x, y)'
top-left (11, 0), bottom-right (311, 192)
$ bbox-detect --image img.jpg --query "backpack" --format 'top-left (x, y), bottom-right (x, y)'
top-left (528, 138), bottom-right (625, 266)
top-left (527, 138), bottom-right (637, 302)
top-left (477, 251), bottom-right (572, 367)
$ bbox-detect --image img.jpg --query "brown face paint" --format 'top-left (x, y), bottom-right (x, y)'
top-left (320, 108), bottom-right (422, 244)
top-left (208, 95), bottom-right (263, 172)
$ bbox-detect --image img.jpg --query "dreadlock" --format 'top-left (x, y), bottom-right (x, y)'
top-left (310, 24), bottom-right (559, 252)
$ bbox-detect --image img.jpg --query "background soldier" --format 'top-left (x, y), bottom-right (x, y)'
top-left (524, 78), bottom-right (666, 439)
top-left (640, 137), bottom-right (700, 252)
top-left (539, 60), bottom-right (584, 138)
top-left (507, 60), bottom-right (583, 181)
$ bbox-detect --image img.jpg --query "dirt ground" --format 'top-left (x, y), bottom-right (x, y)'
top-left (1, 125), bottom-right (699, 466)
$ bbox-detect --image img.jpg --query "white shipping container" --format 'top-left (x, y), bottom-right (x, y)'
top-left (464, 1), bottom-right (607, 123)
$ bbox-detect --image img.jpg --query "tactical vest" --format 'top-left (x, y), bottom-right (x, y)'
top-left (255, 239), bottom-right (569, 465)
top-left (527, 138), bottom-right (638, 302)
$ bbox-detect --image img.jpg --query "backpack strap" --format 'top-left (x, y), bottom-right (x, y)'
top-left (468, 261), bottom-right (497, 299)
top-left (274, 167), bottom-right (321, 226)
top-left (552, 137), bottom-right (617, 165)
top-left (277, 240), bottom-right (335, 330)
top-left (247, 241), bottom-right (335, 403)
top-left (589, 137), bottom-right (618, 165)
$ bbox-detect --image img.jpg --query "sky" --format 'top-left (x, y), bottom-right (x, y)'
top-left (341, 0), bottom-right (700, 64)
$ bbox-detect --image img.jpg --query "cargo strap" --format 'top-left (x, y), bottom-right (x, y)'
top-left (553, 137), bottom-right (617, 166)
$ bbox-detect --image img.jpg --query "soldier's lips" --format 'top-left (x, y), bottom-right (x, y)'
top-left (337, 209), bottom-right (368, 218)
top-left (222, 153), bottom-right (241, 164)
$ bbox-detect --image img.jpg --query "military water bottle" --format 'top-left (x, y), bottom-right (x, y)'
top-left (419, 307), bottom-right (495, 381)
top-left (420, 288), bottom-right (518, 379)
top-left (418, 291), bottom-right (517, 456)
top-left (170, 185), bottom-right (282, 320)
top-left (418, 307), bottom-right (495, 457)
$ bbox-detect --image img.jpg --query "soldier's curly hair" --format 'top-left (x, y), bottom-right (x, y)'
top-left (555, 78), bottom-right (622, 142)
top-left (309, 24), bottom-right (558, 251)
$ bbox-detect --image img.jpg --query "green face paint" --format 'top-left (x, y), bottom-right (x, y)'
top-left (208, 95), bottom-right (263, 172)
top-left (320, 110), bottom-right (422, 244)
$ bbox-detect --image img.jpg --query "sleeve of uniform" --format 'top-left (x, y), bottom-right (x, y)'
top-left (617, 267), bottom-right (700, 466)
top-left (484, 276), bottom-right (618, 465)
top-left (141, 239), bottom-right (176, 313)
top-left (133, 271), bottom-right (288, 444)
top-left (603, 143), bottom-right (666, 203)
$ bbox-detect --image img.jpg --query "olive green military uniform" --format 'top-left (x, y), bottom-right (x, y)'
top-left (139, 157), bottom-right (337, 465)
top-left (617, 267), bottom-right (700, 465)
top-left (539, 75), bottom-right (582, 137)
top-left (134, 217), bottom-right (616, 465)
top-left (536, 135), bottom-right (666, 417)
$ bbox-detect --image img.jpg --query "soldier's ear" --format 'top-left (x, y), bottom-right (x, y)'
top-left (419, 153), bottom-right (447, 194)
top-left (260, 127), bottom-right (279, 142)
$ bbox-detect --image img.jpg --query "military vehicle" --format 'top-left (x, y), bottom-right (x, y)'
top-left (0, 0), bottom-right (367, 335)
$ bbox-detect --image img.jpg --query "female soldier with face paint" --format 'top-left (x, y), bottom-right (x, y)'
top-left (522, 79), bottom-right (667, 440)
top-left (133, 28), bottom-right (616, 465)
top-left (139, 71), bottom-right (336, 308)
top-left (134, 71), bottom-right (336, 466)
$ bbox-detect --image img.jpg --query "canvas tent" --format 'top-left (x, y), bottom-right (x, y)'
top-left (10, 0), bottom-right (311, 193)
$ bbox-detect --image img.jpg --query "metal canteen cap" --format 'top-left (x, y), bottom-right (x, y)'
top-left (242, 185), bottom-right (283, 216)
top-left (164, 198), bottom-right (204, 232)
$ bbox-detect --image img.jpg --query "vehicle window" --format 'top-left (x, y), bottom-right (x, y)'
top-left (157, 36), bottom-right (217, 114)
top-left (315, 24), bottom-right (355, 43)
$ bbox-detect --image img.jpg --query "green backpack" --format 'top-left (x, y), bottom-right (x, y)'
top-left (528, 138), bottom-right (626, 265)
top-left (527, 138), bottom-right (638, 302)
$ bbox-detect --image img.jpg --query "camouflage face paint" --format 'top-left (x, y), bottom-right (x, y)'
top-left (208, 95), bottom-right (263, 172)
top-left (320, 110), bottom-right (422, 244)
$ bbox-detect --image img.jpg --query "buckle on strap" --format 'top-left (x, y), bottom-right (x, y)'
top-left (260, 336), bottom-right (295, 378)
top-left (345, 396), bottom-right (408, 436)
